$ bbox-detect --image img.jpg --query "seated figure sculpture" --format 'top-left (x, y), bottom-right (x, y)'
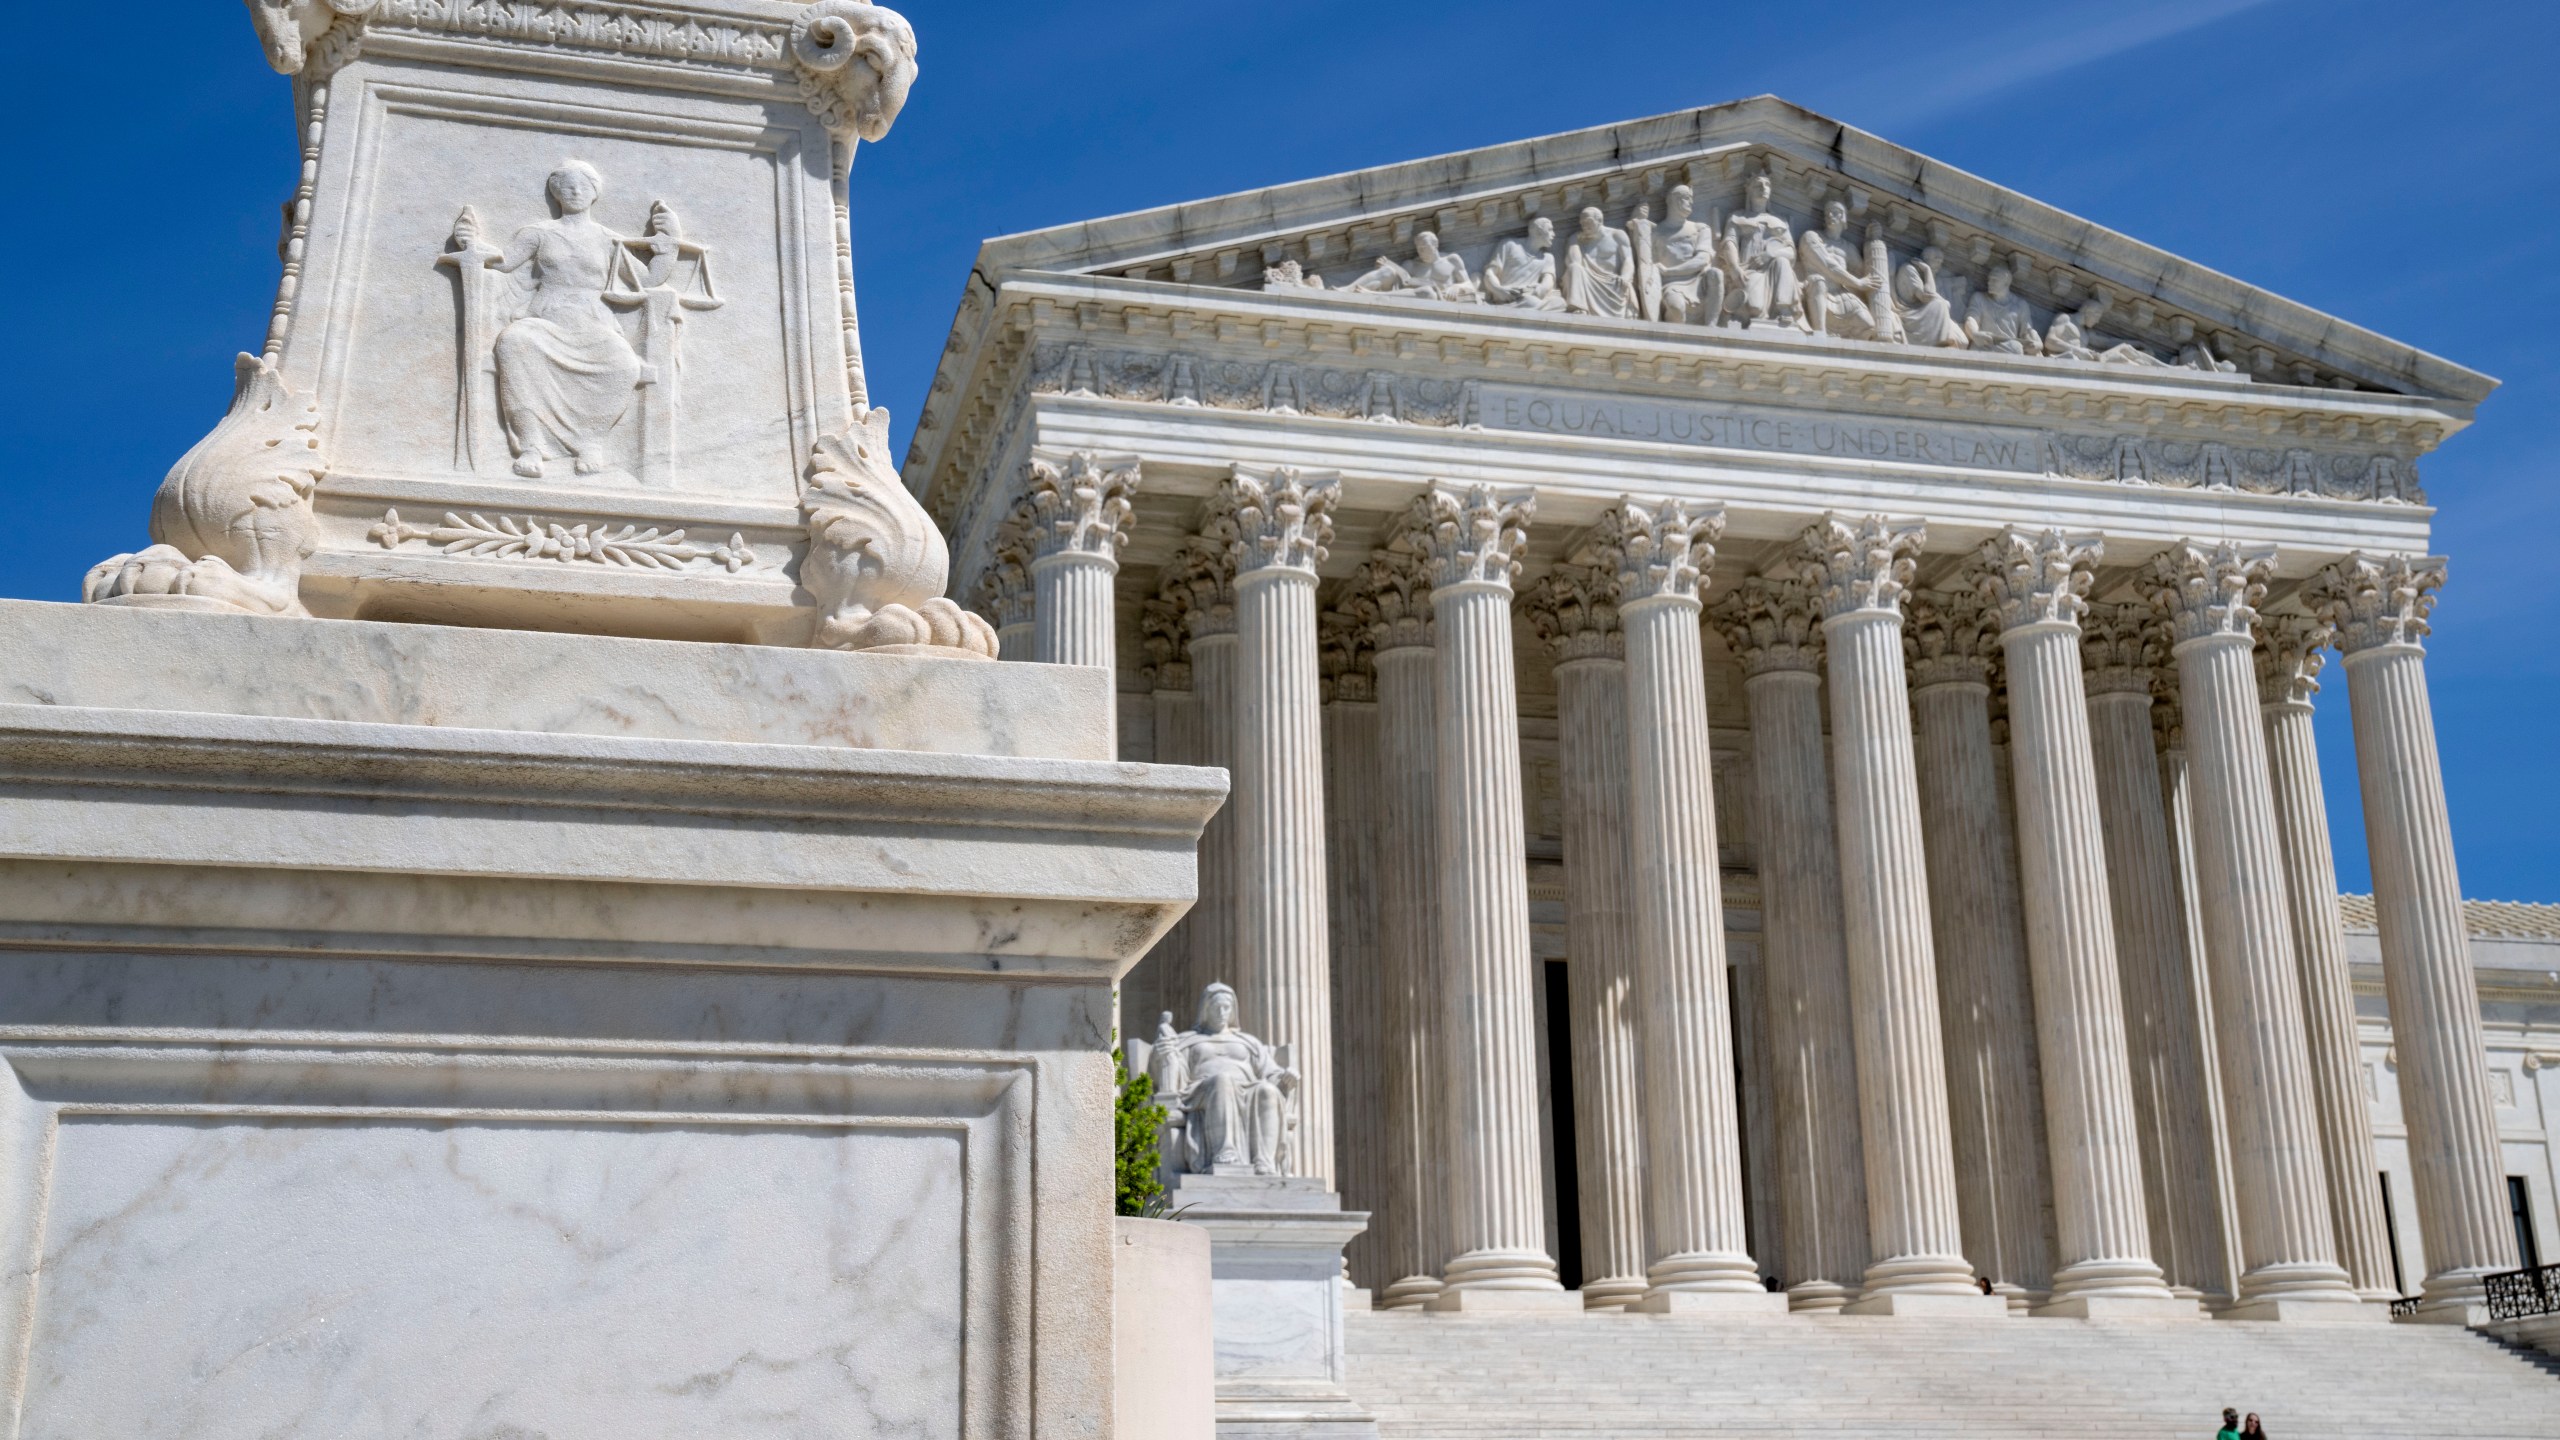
top-left (481, 161), bottom-right (652, 479)
top-left (1722, 172), bottom-right (1800, 326)
top-left (1479, 216), bottom-right (1567, 310)
top-left (1963, 263), bottom-right (2043, 355)
top-left (1341, 230), bottom-right (1478, 303)
top-left (1147, 981), bottom-right (1299, 1177)
top-left (1797, 199), bottom-right (1891, 340)
top-left (1640, 184), bottom-right (1726, 325)
top-left (1560, 206), bottom-right (1638, 318)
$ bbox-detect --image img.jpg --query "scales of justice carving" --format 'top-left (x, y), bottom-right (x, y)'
top-left (1132, 981), bottom-right (1302, 1181)
top-left (438, 160), bottom-right (724, 488)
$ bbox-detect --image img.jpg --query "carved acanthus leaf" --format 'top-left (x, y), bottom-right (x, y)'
top-left (1802, 513), bottom-right (1924, 620)
top-left (1319, 608), bottom-right (1377, 702)
top-left (1977, 528), bottom-right (2100, 633)
top-left (1518, 566), bottom-right (1623, 663)
top-left (1357, 548), bottom-right (1435, 653)
top-left (790, 1), bottom-right (918, 141)
top-left (1709, 575), bottom-right (1824, 676)
top-left (84, 353), bottom-right (324, 619)
top-left (1595, 497), bottom-right (1723, 607)
top-left (1226, 467), bottom-right (1340, 577)
top-left (1413, 484), bottom-right (1534, 591)
top-left (2079, 602), bottom-right (2157, 696)
top-left (2142, 540), bottom-right (2275, 646)
top-left (800, 407), bottom-right (995, 657)
top-left (1159, 529), bottom-right (1238, 641)
top-left (2253, 614), bottom-right (2331, 706)
top-left (1023, 450), bottom-right (1139, 561)
top-left (2303, 551), bottom-right (2445, 655)
top-left (1905, 588), bottom-right (1999, 689)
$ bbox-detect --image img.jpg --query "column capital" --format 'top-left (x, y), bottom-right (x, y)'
top-left (1709, 575), bottom-right (1825, 677)
top-left (1518, 565), bottom-right (1623, 664)
top-left (1977, 528), bottom-right (2101, 635)
top-left (1320, 606), bottom-right (1377, 703)
top-left (1022, 449), bottom-right (1140, 562)
top-left (1595, 496), bottom-right (1725, 610)
top-left (1160, 530), bottom-right (1238, 641)
top-left (2079, 602), bottom-right (2159, 698)
top-left (2254, 614), bottom-right (2330, 709)
top-left (1904, 587), bottom-right (1999, 690)
top-left (1225, 465), bottom-right (1340, 578)
top-left (2303, 551), bottom-right (2447, 656)
top-left (971, 547), bottom-right (1034, 631)
top-left (2144, 612), bottom-right (2187, 751)
top-left (1140, 591), bottom-right (1193, 692)
top-left (1356, 548), bottom-right (1436, 653)
top-left (1801, 513), bottom-right (1925, 621)
top-left (2141, 540), bottom-right (2276, 647)
top-left (1413, 483), bottom-right (1535, 593)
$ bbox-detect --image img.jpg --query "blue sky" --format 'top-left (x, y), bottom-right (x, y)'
top-left (1, 1), bottom-right (2550, 898)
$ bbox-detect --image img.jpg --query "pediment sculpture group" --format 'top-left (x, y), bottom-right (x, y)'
top-left (1269, 172), bottom-right (2240, 375)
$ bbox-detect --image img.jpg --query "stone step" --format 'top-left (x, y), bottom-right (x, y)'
top-left (1346, 1310), bottom-right (2560, 1438)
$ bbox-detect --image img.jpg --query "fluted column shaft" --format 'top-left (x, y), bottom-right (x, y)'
top-left (1226, 470), bottom-right (1339, 1184)
top-left (1128, 676), bottom-right (1199, 1042)
top-left (2083, 650), bottom-right (2228, 1300)
top-left (1423, 486), bottom-right (1561, 1295)
top-left (1908, 652), bottom-right (2051, 1305)
top-left (1606, 501), bottom-right (1763, 1303)
top-left (1807, 519), bottom-right (1976, 1301)
top-left (1032, 552), bottom-right (1116, 668)
top-left (1023, 452), bottom-right (1138, 744)
top-left (2159, 740), bottom-right (2247, 1299)
top-left (2257, 626), bottom-right (2399, 1302)
top-left (1322, 639), bottom-right (1385, 1286)
top-left (1716, 571), bottom-right (1869, 1310)
top-left (1188, 628), bottom-right (1240, 1008)
top-left (1983, 534), bottom-right (2172, 1308)
top-left (2312, 555), bottom-right (2515, 1315)
top-left (1550, 652), bottom-right (1651, 1306)
top-left (1372, 639), bottom-right (1446, 1305)
top-left (2147, 544), bottom-right (2356, 1312)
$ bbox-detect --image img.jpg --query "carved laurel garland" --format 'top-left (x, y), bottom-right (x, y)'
top-left (368, 508), bottom-right (757, 572)
top-left (366, 2), bottom-right (793, 70)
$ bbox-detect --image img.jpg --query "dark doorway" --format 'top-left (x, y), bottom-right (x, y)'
top-left (1544, 959), bottom-right (1583, 1290)
top-left (2378, 1171), bottom-right (2407, 1296)
top-left (2511, 1176), bottom-right (2543, 1272)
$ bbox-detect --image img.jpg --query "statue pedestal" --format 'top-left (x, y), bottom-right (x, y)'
top-left (1170, 1174), bottom-right (1380, 1440)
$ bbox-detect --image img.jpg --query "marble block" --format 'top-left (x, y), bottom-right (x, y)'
top-left (1169, 1175), bottom-right (1380, 1440)
top-left (1117, 1217), bottom-right (1217, 1440)
top-left (1839, 1291), bottom-right (2014, 1318)
top-left (0, 596), bottom-right (1227, 1440)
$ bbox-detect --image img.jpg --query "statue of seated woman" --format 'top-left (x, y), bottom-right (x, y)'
top-left (481, 161), bottom-right (651, 480)
top-left (1146, 981), bottom-right (1299, 1177)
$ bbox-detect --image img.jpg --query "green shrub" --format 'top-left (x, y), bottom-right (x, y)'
top-left (1114, 1050), bottom-right (1167, 1217)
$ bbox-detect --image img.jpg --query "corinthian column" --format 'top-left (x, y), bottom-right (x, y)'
top-left (1416, 484), bottom-right (1573, 1309)
top-left (2256, 615), bottom-right (2400, 1303)
top-left (1024, 450), bottom-right (1139, 670)
top-left (1710, 576), bottom-right (1869, 1311)
top-left (2307, 554), bottom-right (2516, 1319)
top-left (1223, 467), bottom-right (1341, 1184)
top-left (1599, 500), bottom-right (1784, 1314)
top-left (1801, 516), bottom-right (1995, 1314)
top-left (1322, 607), bottom-right (1385, 1286)
top-left (1362, 550), bottom-right (1448, 1307)
top-left (1905, 588), bottom-right (2051, 1310)
top-left (1978, 531), bottom-right (2181, 1316)
top-left (1126, 592), bottom-right (1198, 1041)
top-left (2142, 543), bottom-right (2363, 1320)
top-left (2082, 606), bottom-right (2229, 1304)
top-left (1519, 567), bottom-right (1649, 1309)
top-left (1171, 530), bottom-right (1240, 1011)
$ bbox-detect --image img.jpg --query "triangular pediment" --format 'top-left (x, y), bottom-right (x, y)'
top-left (969, 95), bottom-right (2488, 404)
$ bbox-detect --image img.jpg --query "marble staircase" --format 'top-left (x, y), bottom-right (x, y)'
top-left (1346, 1308), bottom-right (2560, 1438)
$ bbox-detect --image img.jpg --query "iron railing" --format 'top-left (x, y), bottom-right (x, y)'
top-left (2388, 1294), bottom-right (2423, 1317)
top-left (2484, 1263), bottom-right (2560, 1323)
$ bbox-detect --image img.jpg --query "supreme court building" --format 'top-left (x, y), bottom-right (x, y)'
top-left (903, 96), bottom-right (2534, 1324)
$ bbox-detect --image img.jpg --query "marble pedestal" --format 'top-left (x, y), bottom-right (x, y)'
top-left (1170, 1174), bottom-right (1380, 1440)
top-left (0, 599), bottom-right (1224, 1440)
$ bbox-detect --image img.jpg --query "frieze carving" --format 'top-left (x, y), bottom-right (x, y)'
top-left (1023, 342), bottom-right (2413, 502)
top-left (368, 508), bottom-right (754, 572)
top-left (367, 1), bottom-right (793, 74)
top-left (799, 408), bottom-right (997, 656)
top-left (84, 354), bottom-right (326, 618)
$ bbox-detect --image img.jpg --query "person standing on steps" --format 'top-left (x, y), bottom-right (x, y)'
top-left (2217, 1408), bottom-right (2242, 1440)
top-left (2242, 1414), bottom-right (2269, 1439)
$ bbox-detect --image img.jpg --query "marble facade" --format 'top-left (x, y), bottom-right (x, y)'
top-left (910, 96), bottom-right (2520, 1329)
